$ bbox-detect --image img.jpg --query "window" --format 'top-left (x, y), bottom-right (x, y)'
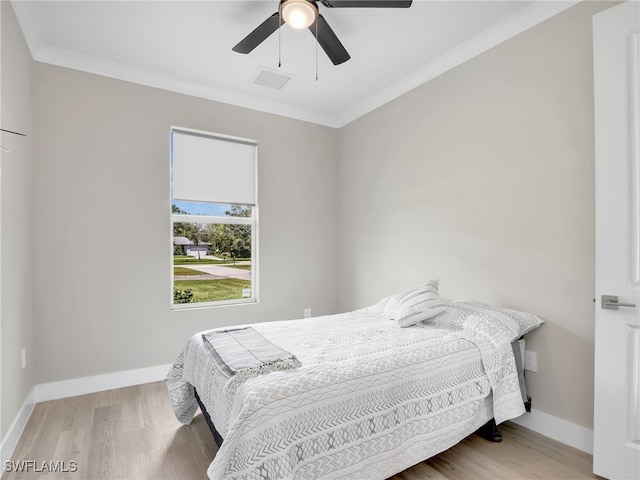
top-left (170, 127), bottom-right (257, 308)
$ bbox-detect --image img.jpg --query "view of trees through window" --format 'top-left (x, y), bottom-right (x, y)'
top-left (172, 203), bottom-right (253, 305)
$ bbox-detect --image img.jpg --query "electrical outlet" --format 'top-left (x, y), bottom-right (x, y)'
top-left (21, 348), bottom-right (27, 370)
top-left (304, 308), bottom-right (311, 319)
top-left (524, 350), bottom-right (537, 372)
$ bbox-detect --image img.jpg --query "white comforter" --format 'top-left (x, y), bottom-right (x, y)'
top-left (167, 297), bottom-right (536, 479)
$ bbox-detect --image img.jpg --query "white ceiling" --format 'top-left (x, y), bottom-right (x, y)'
top-left (11, 0), bottom-right (578, 127)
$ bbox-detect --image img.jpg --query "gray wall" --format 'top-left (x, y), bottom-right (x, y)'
top-left (1, 1), bottom-right (35, 439)
top-left (32, 64), bottom-right (339, 383)
top-left (4, 0), bottom-right (613, 436)
top-left (338, 1), bottom-right (609, 430)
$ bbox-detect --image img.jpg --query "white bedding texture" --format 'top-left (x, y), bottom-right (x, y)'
top-left (167, 288), bottom-right (543, 480)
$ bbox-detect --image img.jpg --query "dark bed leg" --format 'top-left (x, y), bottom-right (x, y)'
top-left (476, 418), bottom-right (502, 442)
top-left (525, 396), bottom-right (532, 413)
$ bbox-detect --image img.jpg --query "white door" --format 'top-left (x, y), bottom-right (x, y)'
top-left (593, 2), bottom-right (640, 479)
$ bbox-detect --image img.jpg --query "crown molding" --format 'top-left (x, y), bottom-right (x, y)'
top-left (11, 0), bottom-right (580, 129)
top-left (32, 46), bottom-right (341, 127)
top-left (333, 0), bottom-right (580, 127)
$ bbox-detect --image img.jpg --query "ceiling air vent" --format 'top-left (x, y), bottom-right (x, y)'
top-left (250, 66), bottom-right (294, 90)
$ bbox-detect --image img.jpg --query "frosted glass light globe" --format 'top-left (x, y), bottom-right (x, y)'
top-left (281, 0), bottom-right (317, 30)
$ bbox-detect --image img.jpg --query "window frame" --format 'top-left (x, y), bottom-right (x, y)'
top-left (170, 126), bottom-right (258, 310)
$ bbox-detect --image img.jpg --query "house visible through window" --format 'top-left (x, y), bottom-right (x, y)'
top-left (170, 127), bottom-right (257, 308)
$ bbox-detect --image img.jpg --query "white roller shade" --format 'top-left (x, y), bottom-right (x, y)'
top-left (172, 129), bottom-right (256, 206)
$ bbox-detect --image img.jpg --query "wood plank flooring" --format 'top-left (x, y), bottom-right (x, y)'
top-left (2, 381), bottom-right (601, 480)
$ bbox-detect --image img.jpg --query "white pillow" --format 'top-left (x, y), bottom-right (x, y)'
top-left (453, 300), bottom-right (544, 336)
top-left (393, 280), bottom-right (447, 328)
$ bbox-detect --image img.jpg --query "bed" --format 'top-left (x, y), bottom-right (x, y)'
top-left (167, 287), bottom-right (542, 479)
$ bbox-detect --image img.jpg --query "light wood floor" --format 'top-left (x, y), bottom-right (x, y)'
top-left (3, 381), bottom-right (600, 480)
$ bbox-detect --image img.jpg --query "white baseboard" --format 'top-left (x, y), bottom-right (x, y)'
top-left (32, 364), bottom-right (172, 404)
top-left (1, 363), bottom-right (171, 466)
top-left (0, 395), bottom-right (35, 470)
top-left (510, 408), bottom-right (594, 454)
top-left (2, 364), bottom-right (593, 469)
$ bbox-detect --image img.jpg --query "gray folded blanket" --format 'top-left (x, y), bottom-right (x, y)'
top-left (202, 327), bottom-right (301, 380)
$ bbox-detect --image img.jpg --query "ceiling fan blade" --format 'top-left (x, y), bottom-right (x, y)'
top-left (232, 12), bottom-right (280, 54)
top-left (309, 14), bottom-right (350, 65)
top-left (320, 1), bottom-right (412, 7)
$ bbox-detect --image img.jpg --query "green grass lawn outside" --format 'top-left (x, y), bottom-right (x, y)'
top-left (174, 267), bottom-right (207, 276)
top-left (174, 255), bottom-right (251, 266)
top-left (225, 264), bottom-right (251, 271)
top-left (173, 256), bottom-right (222, 265)
top-left (174, 278), bottom-right (251, 303)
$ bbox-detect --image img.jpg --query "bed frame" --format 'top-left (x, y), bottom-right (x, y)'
top-left (195, 389), bottom-right (224, 448)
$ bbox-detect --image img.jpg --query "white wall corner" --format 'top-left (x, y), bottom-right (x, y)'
top-left (0, 389), bottom-right (35, 469)
top-left (510, 408), bottom-right (594, 455)
top-left (1, 364), bottom-right (172, 466)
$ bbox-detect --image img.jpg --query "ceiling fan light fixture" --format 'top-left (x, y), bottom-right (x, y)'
top-left (281, 0), bottom-right (317, 30)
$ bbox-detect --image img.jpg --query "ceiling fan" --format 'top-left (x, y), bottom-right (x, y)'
top-left (232, 0), bottom-right (413, 66)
